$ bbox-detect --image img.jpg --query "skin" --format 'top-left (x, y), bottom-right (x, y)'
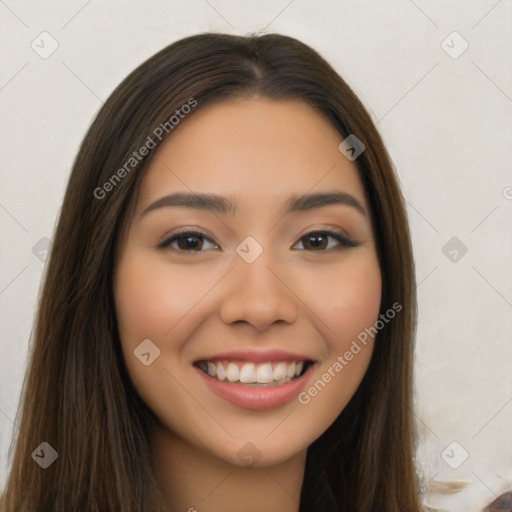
top-left (113, 98), bottom-right (382, 512)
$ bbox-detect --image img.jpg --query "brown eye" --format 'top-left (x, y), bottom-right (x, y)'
top-left (176, 234), bottom-right (204, 251)
top-left (157, 231), bottom-right (219, 252)
top-left (303, 233), bottom-right (328, 250)
top-left (293, 230), bottom-right (357, 251)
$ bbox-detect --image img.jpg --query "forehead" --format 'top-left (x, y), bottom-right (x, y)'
top-left (136, 98), bottom-right (368, 212)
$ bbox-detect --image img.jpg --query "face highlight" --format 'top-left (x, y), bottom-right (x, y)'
top-left (113, 98), bottom-right (382, 468)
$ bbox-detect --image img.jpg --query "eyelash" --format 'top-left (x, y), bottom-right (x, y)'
top-left (156, 229), bottom-right (358, 253)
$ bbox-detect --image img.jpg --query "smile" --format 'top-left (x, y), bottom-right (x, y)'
top-left (196, 360), bottom-right (310, 386)
top-left (194, 351), bottom-right (316, 411)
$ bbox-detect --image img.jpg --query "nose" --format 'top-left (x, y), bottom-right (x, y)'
top-left (219, 253), bottom-right (299, 331)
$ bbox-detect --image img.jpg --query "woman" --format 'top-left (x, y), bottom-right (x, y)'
top-left (1, 33), bottom-right (421, 511)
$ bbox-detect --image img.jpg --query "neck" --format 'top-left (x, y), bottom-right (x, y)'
top-left (150, 424), bottom-right (306, 512)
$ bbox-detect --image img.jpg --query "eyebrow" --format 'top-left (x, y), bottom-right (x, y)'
top-left (139, 190), bottom-right (368, 219)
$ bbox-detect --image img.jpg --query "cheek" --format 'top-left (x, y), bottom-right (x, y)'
top-left (303, 249), bottom-right (382, 345)
top-left (113, 250), bottom-right (210, 427)
top-left (292, 250), bottom-right (381, 426)
top-left (113, 249), bottom-right (205, 397)
top-left (114, 251), bottom-right (209, 341)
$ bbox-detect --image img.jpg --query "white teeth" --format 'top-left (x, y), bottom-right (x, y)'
top-left (216, 362), bottom-right (226, 381)
top-left (286, 362), bottom-right (296, 378)
top-left (273, 362), bottom-right (287, 381)
top-left (207, 362), bottom-right (217, 377)
top-left (226, 362), bottom-right (239, 382)
top-left (239, 363), bottom-right (256, 383)
top-left (200, 360), bottom-right (308, 385)
top-left (256, 363), bottom-right (274, 384)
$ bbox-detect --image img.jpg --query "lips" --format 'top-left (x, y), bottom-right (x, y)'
top-left (193, 349), bottom-right (316, 410)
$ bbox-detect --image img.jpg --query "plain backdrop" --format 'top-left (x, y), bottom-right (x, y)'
top-left (0, 1), bottom-right (510, 511)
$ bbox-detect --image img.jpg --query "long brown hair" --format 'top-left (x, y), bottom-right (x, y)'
top-left (1, 33), bottom-right (420, 511)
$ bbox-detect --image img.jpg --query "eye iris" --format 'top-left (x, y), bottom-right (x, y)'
top-left (304, 233), bottom-right (327, 250)
top-left (177, 235), bottom-right (203, 250)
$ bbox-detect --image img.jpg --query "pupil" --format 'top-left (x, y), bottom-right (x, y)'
top-left (306, 234), bottom-right (326, 250)
top-left (179, 236), bottom-right (202, 250)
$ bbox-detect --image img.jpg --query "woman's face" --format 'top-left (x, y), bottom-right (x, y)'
top-left (114, 98), bottom-right (382, 467)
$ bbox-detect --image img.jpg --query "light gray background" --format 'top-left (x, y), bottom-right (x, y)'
top-left (1, 1), bottom-right (511, 510)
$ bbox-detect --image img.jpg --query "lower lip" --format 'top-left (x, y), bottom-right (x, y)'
top-left (196, 364), bottom-right (314, 411)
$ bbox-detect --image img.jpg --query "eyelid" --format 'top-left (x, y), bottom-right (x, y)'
top-left (156, 229), bottom-right (218, 251)
top-left (291, 227), bottom-right (357, 250)
top-left (156, 226), bottom-right (358, 252)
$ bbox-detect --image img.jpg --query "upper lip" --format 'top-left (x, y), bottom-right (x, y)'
top-left (194, 348), bottom-right (315, 364)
